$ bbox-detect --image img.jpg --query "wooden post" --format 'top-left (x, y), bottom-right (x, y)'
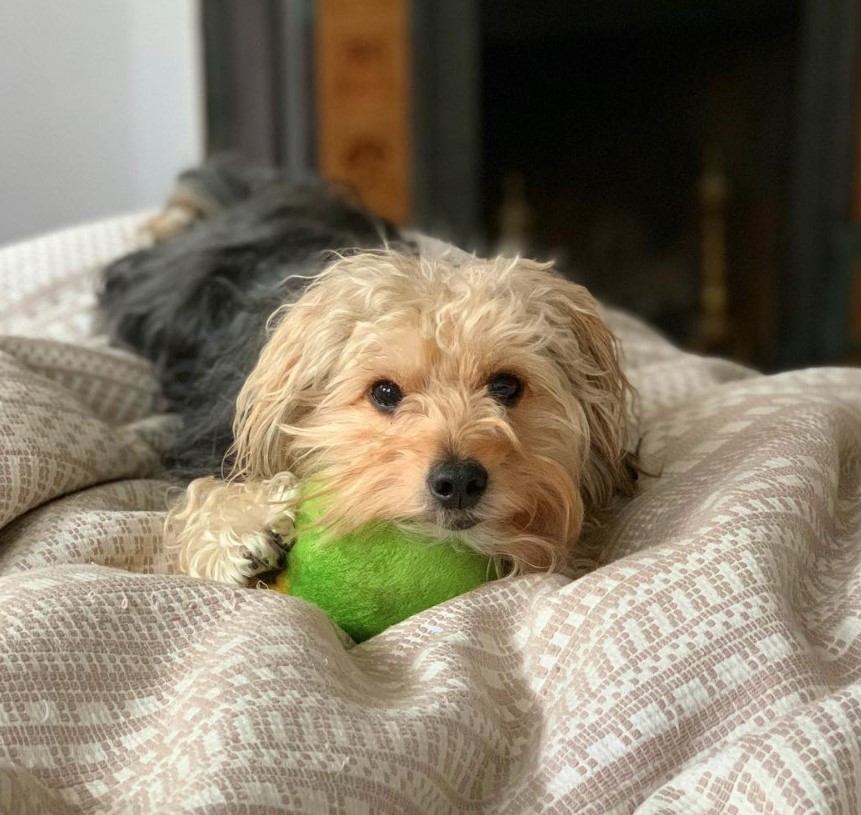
top-left (316, 0), bottom-right (412, 223)
top-left (851, 38), bottom-right (861, 348)
top-left (698, 146), bottom-right (730, 350)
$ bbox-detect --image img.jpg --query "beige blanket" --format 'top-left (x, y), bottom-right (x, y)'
top-left (1, 216), bottom-right (861, 815)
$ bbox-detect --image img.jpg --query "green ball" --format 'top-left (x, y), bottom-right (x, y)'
top-left (276, 504), bottom-right (494, 642)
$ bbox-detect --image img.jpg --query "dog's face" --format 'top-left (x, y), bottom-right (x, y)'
top-left (232, 251), bottom-right (633, 571)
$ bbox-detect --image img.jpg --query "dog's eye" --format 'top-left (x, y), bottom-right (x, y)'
top-left (487, 372), bottom-right (523, 406)
top-left (369, 379), bottom-right (404, 412)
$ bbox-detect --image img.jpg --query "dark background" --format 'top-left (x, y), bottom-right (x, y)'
top-left (202, 0), bottom-right (861, 372)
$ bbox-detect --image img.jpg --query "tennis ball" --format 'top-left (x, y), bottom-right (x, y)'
top-left (274, 499), bottom-right (494, 642)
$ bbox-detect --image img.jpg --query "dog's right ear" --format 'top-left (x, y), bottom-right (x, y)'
top-left (229, 272), bottom-right (351, 480)
top-left (519, 265), bottom-right (637, 511)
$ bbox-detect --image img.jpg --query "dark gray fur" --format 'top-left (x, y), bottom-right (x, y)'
top-left (99, 158), bottom-right (411, 479)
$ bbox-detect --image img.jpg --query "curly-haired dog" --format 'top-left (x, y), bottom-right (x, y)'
top-left (100, 159), bottom-right (636, 585)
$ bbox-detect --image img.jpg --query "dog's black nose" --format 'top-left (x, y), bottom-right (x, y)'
top-left (428, 459), bottom-right (488, 510)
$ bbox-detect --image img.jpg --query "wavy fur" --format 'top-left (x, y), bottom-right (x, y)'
top-left (100, 161), bottom-right (636, 583)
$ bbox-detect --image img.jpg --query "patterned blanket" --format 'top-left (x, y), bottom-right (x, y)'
top-left (1, 216), bottom-right (860, 814)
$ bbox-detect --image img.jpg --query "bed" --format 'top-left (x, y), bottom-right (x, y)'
top-left (1, 215), bottom-right (860, 814)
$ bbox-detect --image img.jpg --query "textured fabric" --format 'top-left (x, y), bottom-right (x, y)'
top-left (1, 217), bottom-right (861, 814)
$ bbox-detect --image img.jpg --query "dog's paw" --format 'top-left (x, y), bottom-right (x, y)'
top-left (141, 204), bottom-right (202, 243)
top-left (182, 528), bottom-right (290, 587)
top-left (172, 473), bottom-right (300, 587)
top-left (241, 530), bottom-right (293, 584)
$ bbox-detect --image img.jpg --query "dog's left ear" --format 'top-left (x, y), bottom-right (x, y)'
top-left (540, 274), bottom-right (637, 510)
top-left (228, 272), bottom-right (351, 480)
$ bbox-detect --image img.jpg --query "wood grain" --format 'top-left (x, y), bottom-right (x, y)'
top-left (316, 0), bottom-right (412, 223)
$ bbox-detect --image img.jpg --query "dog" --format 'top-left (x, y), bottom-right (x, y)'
top-left (100, 158), bottom-right (637, 586)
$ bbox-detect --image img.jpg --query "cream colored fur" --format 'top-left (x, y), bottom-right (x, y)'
top-left (170, 472), bottom-right (299, 585)
top-left (169, 250), bottom-right (636, 584)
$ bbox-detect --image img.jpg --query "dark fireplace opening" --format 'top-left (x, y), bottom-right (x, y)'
top-left (480, 1), bottom-right (802, 368)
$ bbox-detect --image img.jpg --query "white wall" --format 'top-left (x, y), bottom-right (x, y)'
top-left (0, 0), bottom-right (203, 247)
